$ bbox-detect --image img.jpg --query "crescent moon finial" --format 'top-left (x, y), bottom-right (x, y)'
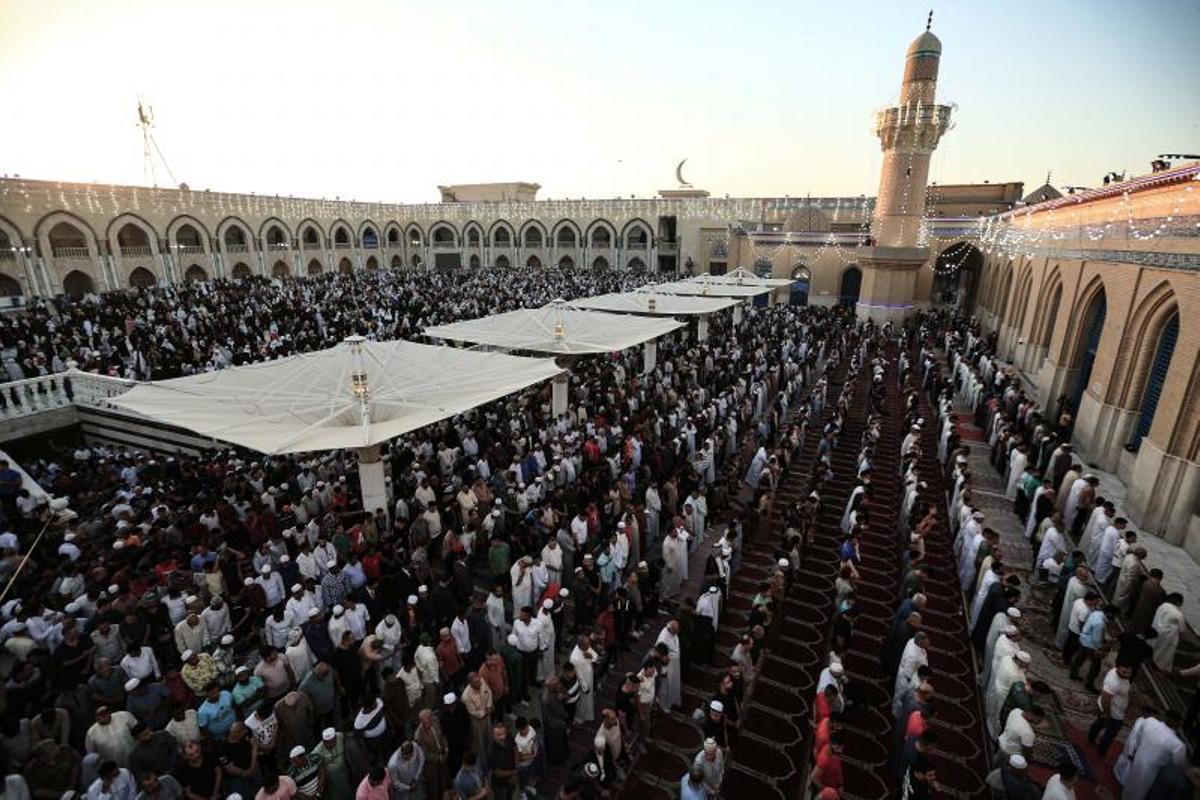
top-left (676, 159), bottom-right (692, 187)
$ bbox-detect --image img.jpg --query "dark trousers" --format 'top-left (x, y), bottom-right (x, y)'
top-left (1069, 645), bottom-right (1102, 688)
top-left (1061, 632), bottom-right (1081, 665)
top-left (1088, 714), bottom-right (1122, 755)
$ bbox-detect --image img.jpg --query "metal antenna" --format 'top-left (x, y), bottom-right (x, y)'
top-left (926, 10), bottom-right (933, 30)
top-left (136, 98), bottom-right (180, 188)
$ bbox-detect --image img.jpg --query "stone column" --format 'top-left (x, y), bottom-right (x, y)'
top-left (643, 340), bottom-right (657, 375)
top-left (698, 314), bottom-right (710, 341)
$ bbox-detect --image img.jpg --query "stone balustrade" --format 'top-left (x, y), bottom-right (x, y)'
top-left (0, 368), bottom-right (135, 419)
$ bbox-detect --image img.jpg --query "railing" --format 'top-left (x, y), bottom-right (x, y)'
top-left (334, 242), bottom-right (353, 249)
top-left (119, 246), bottom-right (154, 257)
top-left (175, 245), bottom-right (206, 255)
top-left (492, 242), bottom-right (512, 249)
top-left (225, 244), bottom-right (250, 253)
top-left (267, 243), bottom-right (291, 251)
top-left (432, 241), bottom-right (458, 249)
top-left (0, 369), bottom-right (136, 420)
top-left (302, 242), bottom-right (324, 250)
top-left (0, 252), bottom-right (14, 261)
top-left (625, 242), bottom-right (648, 250)
top-left (657, 241), bottom-right (679, 253)
top-left (52, 247), bottom-right (91, 258)
top-left (362, 242), bottom-right (380, 249)
top-left (590, 241), bottom-right (612, 250)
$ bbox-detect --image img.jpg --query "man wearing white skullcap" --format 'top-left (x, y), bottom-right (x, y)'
top-left (694, 735), bottom-right (725, 796)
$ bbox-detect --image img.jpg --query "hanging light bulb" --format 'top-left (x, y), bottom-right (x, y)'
top-left (553, 320), bottom-right (565, 339)
top-left (351, 371), bottom-right (369, 399)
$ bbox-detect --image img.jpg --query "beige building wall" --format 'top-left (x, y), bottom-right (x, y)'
top-left (971, 166), bottom-right (1200, 557)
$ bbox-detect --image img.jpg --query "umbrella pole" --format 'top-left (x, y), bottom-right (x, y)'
top-left (551, 373), bottom-right (569, 417)
top-left (697, 313), bottom-right (710, 341)
top-left (643, 340), bottom-right (657, 375)
top-left (356, 445), bottom-right (389, 516)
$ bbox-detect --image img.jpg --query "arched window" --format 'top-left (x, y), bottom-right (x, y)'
top-left (308, 259), bottom-right (323, 275)
top-left (62, 270), bottom-right (94, 298)
top-left (432, 226), bottom-right (455, 245)
top-left (117, 223), bottom-right (151, 254)
top-left (556, 228), bottom-right (576, 248)
top-left (184, 265), bottom-right (208, 282)
top-left (338, 258), bottom-right (353, 274)
top-left (334, 227), bottom-right (351, 245)
top-left (592, 256), bottom-right (609, 271)
top-left (266, 226), bottom-right (288, 248)
top-left (231, 262), bottom-right (252, 278)
top-left (753, 257), bottom-right (773, 278)
top-left (495, 255), bottom-right (510, 269)
top-left (387, 228), bottom-right (401, 246)
top-left (176, 224), bottom-right (205, 249)
top-left (408, 229), bottom-right (423, 248)
top-left (790, 265), bottom-right (811, 306)
top-left (494, 228), bottom-right (512, 247)
top-left (224, 227), bottom-right (248, 248)
top-left (1070, 291), bottom-right (1107, 412)
top-left (558, 256), bottom-right (574, 269)
top-left (365, 256), bottom-right (378, 271)
top-left (627, 257), bottom-right (646, 272)
top-left (626, 227), bottom-right (648, 248)
top-left (839, 266), bottom-right (862, 307)
top-left (362, 228), bottom-right (379, 249)
top-left (390, 255), bottom-right (402, 269)
top-left (591, 228), bottom-right (611, 249)
top-left (523, 228), bottom-right (543, 248)
top-left (526, 255), bottom-right (542, 269)
top-left (271, 260), bottom-right (290, 278)
top-left (411, 254), bottom-right (422, 268)
top-left (467, 229), bottom-right (481, 247)
top-left (1129, 311), bottom-right (1178, 450)
top-left (48, 222), bottom-right (88, 255)
top-left (128, 267), bottom-right (157, 287)
top-left (469, 254), bottom-right (480, 269)
top-left (0, 275), bottom-right (22, 296)
top-left (1040, 284), bottom-right (1062, 348)
top-left (303, 227), bottom-right (322, 247)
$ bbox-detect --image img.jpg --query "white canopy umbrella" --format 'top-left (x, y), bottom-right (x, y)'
top-left (692, 267), bottom-right (794, 288)
top-left (571, 290), bottom-right (740, 317)
top-left (651, 277), bottom-right (773, 298)
top-left (422, 300), bottom-right (684, 413)
top-left (421, 299), bottom-right (683, 355)
top-left (113, 336), bottom-right (563, 511)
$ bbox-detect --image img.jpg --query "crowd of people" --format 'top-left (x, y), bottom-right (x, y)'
top-left (0, 266), bottom-right (861, 800)
top-left (925, 315), bottom-right (1199, 799)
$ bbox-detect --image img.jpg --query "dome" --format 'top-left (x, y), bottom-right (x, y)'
top-left (906, 30), bottom-right (942, 58)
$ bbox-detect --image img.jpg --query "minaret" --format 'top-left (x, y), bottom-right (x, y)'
top-left (855, 16), bottom-right (953, 323)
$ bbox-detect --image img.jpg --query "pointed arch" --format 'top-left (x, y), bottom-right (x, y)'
top-left (271, 260), bottom-right (291, 278)
top-left (405, 224), bottom-right (425, 248)
top-left (526, 255), bottom-right (542, 269)
top-left (585, 219), bottom-right (616, 250)
top-left (620, 218), bottom-right (652, 248)
top-left (390, 254), bottom-right (403, 269)
top-left (1008, 261), bottom-right (1034, 330)
top-left (627, 257), bottom-right (646, 272)
top-left (365, 255), bottom-right (378, 271)
top-left (519, 220), bottom-right (547, 249)
top-left (0, 275), bottom-right (22, 297)
top-left (1063, 276), bottom-right (1108, 411)
top-left (166, 216), bottom-right (211, 251)
top-left (330, 220), bottom-right (354, 246)
top-left (488, 220), bottom-right (514, 247)
top-left (429, 221), bottom-right (459, 246)
top-left (558, 255), bottom-right (575, 270)
top-left (258, 217), bottom-right (292, 243)
top-left (495, 254), bottom-right (510, 269)
top-left (463, 222), bottom-right (484, 248)
top-left (551, 219), bottom-right (581, 249)
top-left (230, 262), bottom-right (252, 278)
top-left (384, 223), bottom-right (403, 247)
top-left (298, 219), bottom-right (325, 248)
top-left (1032, 267), bottom-right (1064, 350)
top-left (217, 217), bottom-right (254, 251)
top-left (469, 254), bottom-right (481, 270)
top-left (338, 257), bottom-right (354, 274)
top-left (62, 270), bottom-right (95, 298)
top-left (591, 256), bottom-right (609, 271)
top-left (128, 266), bottom-right (157, 287)
top-left (357, 219), bottom-right (380, 248)
top-left (838, 265), bottom-right (862, 307)
top-left (307, 258), bottom-right (324, 275)
top-left (106, 214), bottom-right (160, 256)
top-left (35, 211), bottom-right (99, 257)
top-left (184, 264), bottom-right (209, 282)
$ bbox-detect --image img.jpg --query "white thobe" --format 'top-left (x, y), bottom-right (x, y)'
top-left (1005, 451), bottom-right (1027, 499)
top-left (1121, 718), bottom-right (1186, 800)
top-left (985, 657), bottom-right (1024, 738)
top-left (1055, 576), bottom-right (1089, 649)
top-left (654, 628), bottom-right (682, 710)
top-left (695, 592), bottom-right (721, 632)
top-left (980, 617), bottom-right (1011, 688)
top-left (661, 534), bottom-right (689, 597)
top-left (569, 645), bottom-right (597, 723)
top-left (1151, 603), bottom-right (1183, 670)
top-left (969, 570), bottom-right (999, 630)
top-left (1063, 477), bottom-right (1086, 529)
top-left (892, 638), bottom-right (927, 711)
top-left (1094, 526), bottom-right (1121, 584)
top-left (536, 610), bottom-right (556, 679)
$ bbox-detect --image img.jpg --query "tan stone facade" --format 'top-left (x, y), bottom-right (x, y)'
top-left (970, 164), bottom-right (1200, 556)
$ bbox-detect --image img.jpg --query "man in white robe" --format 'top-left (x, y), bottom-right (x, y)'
top-left (958, 521), bottom-right (984, 590)
top-left (969, 562), bottom-right (1002, 630)
top-left (1121, 716), bottom-right (1186, 800)
top-left (981, 610), bottom-right (1021, 686)
top-left (536, 600), bottom-right (557, 680)
top-left (1080, 503), bottom-right (1113, 565)
top-left (654, 621), bottom-right (683, 710)
top-left (1055, 565), bottom-right (1092, 649)
top-left (986, 651), bottom-right (1030, 739)
top-left (840, 482), bottom-right (867, 535)
top-left (1093, 518), bottom-right (1125, 585)
top-left (892, 632), bottom-right (928, 714)
top-left (660, 527), bottom-right (689, 599)
top-left (569, 634), bottom-right (598, 723)
top-left (1151, 594), bottom-right (1185, 671)
top-left (1005, 447), bottom-right (1028, 500)
top-left (984, 627), bottom-right (1021, 691)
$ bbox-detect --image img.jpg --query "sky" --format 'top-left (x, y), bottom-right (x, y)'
top-left (0, 0), bottom-right (1196, 203)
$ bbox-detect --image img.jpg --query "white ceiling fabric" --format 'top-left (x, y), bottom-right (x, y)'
top-left (651, 278), bottom-right (773, 298)
top-left (421, 300), bottom-right (684, 355)
top-left (113, 336), bottom-right (563, 454)
top-left (692, 267), bottom-right (795, 288)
